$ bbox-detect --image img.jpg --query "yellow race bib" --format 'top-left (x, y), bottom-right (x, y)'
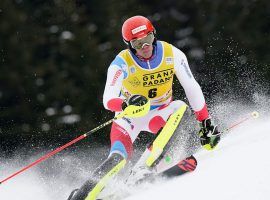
top-left (119, 41), bottom-right (175, 105)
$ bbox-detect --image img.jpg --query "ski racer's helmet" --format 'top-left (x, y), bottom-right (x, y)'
top-left (122, 16), bottom-right (156, 50)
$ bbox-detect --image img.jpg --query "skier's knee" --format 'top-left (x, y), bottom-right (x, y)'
top-left (148, 116), bottom-right (166, 134)
top-left (110, 122), bottom-right (133, 159)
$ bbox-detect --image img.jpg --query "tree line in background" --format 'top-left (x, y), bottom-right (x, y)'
top-left (0, 0), bottom-right (269, 155)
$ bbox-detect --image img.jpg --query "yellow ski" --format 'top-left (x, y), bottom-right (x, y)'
top-left (146, 104), bottom-right (187, 167)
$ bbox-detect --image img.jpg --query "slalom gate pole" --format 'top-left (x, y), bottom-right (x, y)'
top-left (0, 101), bottom-right (151, 185)
top-left (222, 111), bottom-right (259, 134)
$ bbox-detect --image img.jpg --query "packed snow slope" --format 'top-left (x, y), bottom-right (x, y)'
top-left (0, 102), bottom-right (270, 200)
top-left (124, 116), bottom-right (270, 200)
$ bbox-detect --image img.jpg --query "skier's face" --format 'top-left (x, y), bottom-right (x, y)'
top-left (135, 43), bottom-right (153, 59)
top-left (130, 32), bottom-right (154, 59)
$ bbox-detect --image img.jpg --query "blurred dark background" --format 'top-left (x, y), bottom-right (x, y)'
top-left (0, 0), bottom-right (269, 156)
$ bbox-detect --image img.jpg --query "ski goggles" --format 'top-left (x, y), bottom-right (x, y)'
top-left (130, 32), bottom-right (155, 49)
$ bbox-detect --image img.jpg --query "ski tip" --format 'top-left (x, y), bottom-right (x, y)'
top-left (162, 155), bottom-right (198, 178)
top-left (178, 155), bottom-right (197, 172)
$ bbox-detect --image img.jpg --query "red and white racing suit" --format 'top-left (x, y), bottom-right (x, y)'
top-left (103, 41), bottom-right (209, 159)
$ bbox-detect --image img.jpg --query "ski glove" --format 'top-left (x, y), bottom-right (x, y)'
top-left (198, 118), bottom-right (220, 150)
top-left (122, 95), bottom-right (148, 111)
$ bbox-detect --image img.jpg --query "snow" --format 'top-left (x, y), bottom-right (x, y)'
top-left (0, 109), bottom-right (270, 200)
top-left (124, 117), bottom-right (270, 200)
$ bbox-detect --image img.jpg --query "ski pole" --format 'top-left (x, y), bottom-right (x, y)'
top-left (0, 119), bottom-right (113, 185)
top-left (222, 111), bottom-right (259, 133)
top-left (0, 101), bottom-right (150, 185)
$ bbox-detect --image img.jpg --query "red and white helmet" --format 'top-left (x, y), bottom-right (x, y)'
top-left (122, 16), bottom-right (155, 43)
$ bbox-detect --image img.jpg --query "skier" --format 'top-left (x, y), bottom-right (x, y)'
top-left (69, 15), bottom-right (220, 200)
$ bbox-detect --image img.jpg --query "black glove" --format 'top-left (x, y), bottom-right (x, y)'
top-left (122, 95), bottom-right (148, 111)
top-left (198, 118), bottom-right (220, 150)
